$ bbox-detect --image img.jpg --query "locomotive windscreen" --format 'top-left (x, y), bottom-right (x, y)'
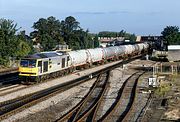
top-left (20, 59), bottom-right (36, 68)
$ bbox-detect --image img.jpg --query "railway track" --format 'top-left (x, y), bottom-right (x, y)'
top-left (0, 54), bottom-right (146, 121)
top-left (0, 68), bottom-right (25, 96)
top-left (0, 68), bottom-right (18, 75)
top-left (0, 75), bottom-right (94, 120)
top-left (136, 93), bottom-right (152, 121)
top-left (0, 84), bottom-right (27, 96)
top-left (97, 71), bottom-right (145, 122)
top-left (0, 58), bottom-right (120, 120)
top-left (56, 71), bottom-right (110, 122)
top-left (0, 68), bottom-right (19, 86)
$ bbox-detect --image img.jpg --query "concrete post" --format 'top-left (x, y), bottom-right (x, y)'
top-left (153, 66), bottom-right (154, 77)
top-left (146, 54), bottom-right (149, 60)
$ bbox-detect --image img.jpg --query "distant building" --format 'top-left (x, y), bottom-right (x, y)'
top-left (167, 45), bottom-right (180, 62)
top-left (32, 36), bottom-right (71, 52)
top-left (33, 43), bottom-right (43, 52)
top-left (137, 36), bottom-right (166, 51)
top-left (136, 36), bottom-right (141, 42)
top-left (53, 45), bottom-right (71, 52)
top-left (138, 36), bottom-right (162, 42)
top-left (168, 45), bottom-right (180, 50)
top-left (98, 37), bottom-right (124, 47)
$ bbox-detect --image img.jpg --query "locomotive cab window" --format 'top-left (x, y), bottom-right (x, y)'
top-left (62, 58), bottom-right (65, 68)
top-left (20, 59), bottom-right (36, 68)
top-left (43, 61), bottom-right (48, 72)
top-left (38, 61), bottom-right (42, 67)
top-left (67, 56), bottom-right (70, 61)
top-left (38, 61), bottom-right (42, 73)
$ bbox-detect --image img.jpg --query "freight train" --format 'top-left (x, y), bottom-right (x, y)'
top-left (19, 43), bottom-right (150, 83)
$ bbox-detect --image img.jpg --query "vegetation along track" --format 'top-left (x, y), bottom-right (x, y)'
top-left (98, 71), bottom-right (145, 122)
top-left (56, 71), bottom-right (110, 122)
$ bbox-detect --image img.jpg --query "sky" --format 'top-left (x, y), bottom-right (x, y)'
top-left (0, 0), bottom-right (180, 35)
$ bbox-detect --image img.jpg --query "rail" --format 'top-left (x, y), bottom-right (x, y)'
top-left (0, 68), bottom-right (19, 86)
top-left (56, 71), bottom-right (110, 122)
top-left (0, 54), bottom-right (144, 120)
top-left (99, 71), bottom-right (145, 121)
top-left (0, 68), bottom-right (18, 76)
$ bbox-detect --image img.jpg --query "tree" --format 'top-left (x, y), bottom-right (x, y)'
top-left (31, 16), bottom-right (95, 51)
top-left (17, 31), bottom-right (34, 55)
top-left (31, 16), bottom-right (63, 51)
top-left (60, 16), bottom-right (94, 50)
top-left (161, 26), bottom-right (179, 38)
top-left (0, 18), bottom-right (31, 66)
top-left (161, 26), bottom-right (180, 45)
top-left (118, 30), bottom-right (126, 37)
top-left (124, 33), bottom-right (136, 42)
top-left (73, 29), bottom-right (93, 49)
top-left (93, 35), bottom-right (100, 48)
top-left (61, 16), bottom-right (80, 48)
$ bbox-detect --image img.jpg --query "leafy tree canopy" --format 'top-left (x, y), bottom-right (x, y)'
top-left (30, 16), bottom-right (63, 51)
top-left (161, 26), bottom-right (180, 45)
top-left (31, 16), bottom-right (95, 51)
top-left (0, 18), bottom-right (32, 66)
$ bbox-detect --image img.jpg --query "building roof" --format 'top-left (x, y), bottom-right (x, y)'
top-left (99, 37), bottom-right (124, 43)
top-left (139, 36), bottom-right (162, 42)
top-left (168, 45), bottom-right (180, 50)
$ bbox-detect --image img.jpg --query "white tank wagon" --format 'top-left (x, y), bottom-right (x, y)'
top-left (118, 45), bottom-right (126, 56)
top-left (113, 46), bottom-right (125, 57)
top-left (131, 45), bottom-right (136, 54)
top-left (86, 48), bottom-right (104, 63)
top-left (134, 44), bottom-right (140, 53)
top-left (143, 43), bottom-right (149, 50)
top-left (67, 50), bottom-right (90, 67)
top-left (137, 43), bottom-right (145, 51)
top-left (103, 47), bottom-right (117, 60)
top-left (137, 43), bottom-right (149, 52)
top-left (124, 45), bottom-right (135, 55)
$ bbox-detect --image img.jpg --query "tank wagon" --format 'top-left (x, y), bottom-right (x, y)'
top-left (19, 43), bottom-right (149, 83)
